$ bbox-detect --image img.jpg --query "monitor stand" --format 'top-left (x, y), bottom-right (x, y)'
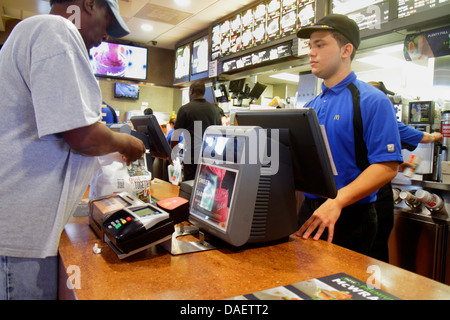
top-left (160, 224), bottom-right (221, 255)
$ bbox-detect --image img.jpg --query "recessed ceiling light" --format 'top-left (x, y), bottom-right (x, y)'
top-left (141, 24), bottom-right (154, 32)
top-left (174, 0), bottom-right (191, 7)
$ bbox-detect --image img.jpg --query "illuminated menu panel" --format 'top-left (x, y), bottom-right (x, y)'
top-left (191, 36), bottom-right (209, 75)
top-left (331, 0), bottom-right (389, 31)
top-left (174, 43), bottom-right (190, 81)
top-left (230, 14), bottom-right (242, 54)
top-left (281, 0), bottom-right (297, 37)
top-left (211, 24), bottom-right (222, 60)
top-left (253, 3), bottom-right (267, 46)
top-left (211, 0), bottom-right (315, 60)
top-left (398, 0), bottom-right (449, 18)
top-left (241, 8), bottom-right (254, 50)
top-left (267, 0), bottom-right (281, 42)
top-left (297, 0), bottom-right (315, 28)
top-left (221, 20), bottom-right (231, 56)
top-left (222, 42), bottom-right (292, 73)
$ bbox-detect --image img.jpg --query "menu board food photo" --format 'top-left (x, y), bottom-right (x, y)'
top-left (211, 0), bottom-right (316, 61)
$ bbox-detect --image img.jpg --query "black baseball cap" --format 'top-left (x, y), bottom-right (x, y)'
top-left (297, 14), bottom-right (360, 50)
top-left (368, 81), bottom-right (395, 95)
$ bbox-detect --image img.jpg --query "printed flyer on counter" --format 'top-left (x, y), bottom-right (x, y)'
top-left (227, 273), bottom-right (401, 300)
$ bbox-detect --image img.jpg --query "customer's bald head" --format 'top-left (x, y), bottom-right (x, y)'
top-left (190, 81), bottom-right (205, 98)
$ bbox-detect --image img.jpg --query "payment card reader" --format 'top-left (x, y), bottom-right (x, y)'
top-left (89, 192), bottom-right (145, 240)
top-left (102, 203), bottom-right (174, 259)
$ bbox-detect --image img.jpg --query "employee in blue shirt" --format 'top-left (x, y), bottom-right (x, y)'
top-left (296, 14), bottom-right (403, 255)
top-left (369, 81), bottom-right (443, 262)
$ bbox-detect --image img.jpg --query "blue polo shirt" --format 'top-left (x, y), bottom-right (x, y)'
top-left (304, 72), bottom-right (403, 204)
top-left (397, 121), bottom-right (423, 150)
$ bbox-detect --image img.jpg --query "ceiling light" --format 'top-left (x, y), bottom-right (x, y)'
top-left (141, 24), bottom-right (154, 32)
top-left (270, 73), bottom-right (300, 83)
top-left (174, 0), bottom-right (191, 7)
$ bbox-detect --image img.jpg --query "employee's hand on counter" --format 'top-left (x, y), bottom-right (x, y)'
top-left (296, 198), bottom-right (342, 243)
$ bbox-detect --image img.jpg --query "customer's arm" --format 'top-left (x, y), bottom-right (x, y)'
top-left (297, 161), bottom-right (399, 243)
top-left (61, 122), bottom-right (146, 163)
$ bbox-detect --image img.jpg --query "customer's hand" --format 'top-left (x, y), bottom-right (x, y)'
top-left (120, 135), bottom-right (146, 164)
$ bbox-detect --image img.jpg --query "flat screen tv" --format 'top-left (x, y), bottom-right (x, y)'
top-left (89, 42), bottom-right (148, 81)
top-left (114, 82), bottom-right (139, 100)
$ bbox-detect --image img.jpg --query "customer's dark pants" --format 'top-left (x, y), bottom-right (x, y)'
top-left (298, 198), bottom-right (378, 256)
top-left (372, 183), bottom-right (394, 263)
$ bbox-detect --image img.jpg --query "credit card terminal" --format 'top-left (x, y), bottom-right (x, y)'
top-left (89, 192), bottom-right (145, 239)
top-left (102, 203), bottom-right (174, 257)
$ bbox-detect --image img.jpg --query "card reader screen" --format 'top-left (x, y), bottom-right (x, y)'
top-left (133, 207), bottom-right (158, 218)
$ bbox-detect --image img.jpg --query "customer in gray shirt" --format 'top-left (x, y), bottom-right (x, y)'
top-left (0, 0), bottom-right (145, 299)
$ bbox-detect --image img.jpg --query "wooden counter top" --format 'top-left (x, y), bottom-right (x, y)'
top-left (59, 179), bottom-right (450, 300)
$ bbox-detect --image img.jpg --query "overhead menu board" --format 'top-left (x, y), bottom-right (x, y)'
top-left (211, 0), bottom-right (315, 60)
top-left (191, 35), bottom-right (209, 75)
top-left (222, 42), bottom-right (292, 73)
top-left (281, 0), bottom-right (298, 37)
top-left (253, 3), bottom-right (268, 46)
top-left (331, 0), bottom-right (390, 31)
top-left (267, 0), bottom-right (282, 42)
top-left (174, 43), bottom-right (190, 83)
top-left (241, 8), bottom-right (254, 50)
top-left (398, 0), bottom-right (449, 19)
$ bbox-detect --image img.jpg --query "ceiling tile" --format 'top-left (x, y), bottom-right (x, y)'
top-left (135, 3), bottom-right (192, 25)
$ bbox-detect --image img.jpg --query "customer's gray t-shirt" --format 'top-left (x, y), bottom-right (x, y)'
top-left (0, 15), bottom-right (102, 258)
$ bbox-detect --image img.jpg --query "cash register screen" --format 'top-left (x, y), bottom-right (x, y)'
top-left (191, 164), bottom-right (238, 232)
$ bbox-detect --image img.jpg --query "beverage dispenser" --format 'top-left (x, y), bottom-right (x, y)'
top-left (441, 109), bottom-right (450, 162)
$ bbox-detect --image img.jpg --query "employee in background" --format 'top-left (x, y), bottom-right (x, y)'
top-left (144, 107), bottom-right (154, 115)
top-left (166, 117), bottom-right (177, 143)
top-left (368, 81), bottom-right (443, 262)
top-left (171, 81), bottom-right (222, 181)
top-left (295, 14), bottom-right (403, 256)
top-left (0, 0), bottom-right (145, 300)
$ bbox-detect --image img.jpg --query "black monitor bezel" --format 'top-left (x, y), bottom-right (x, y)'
top-left (228, 79), bottom-right (246, 93)
top-left (235, 108), bottom-right (337, 199)
top-left (248, 82), bottom-right (267, 99)
top-left (130, 115), bottom-right (172, 161)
